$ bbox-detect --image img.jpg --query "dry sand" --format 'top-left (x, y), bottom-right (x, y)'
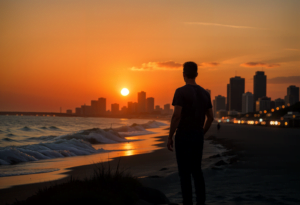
top-left (1, 123), bottom-right (300, 205)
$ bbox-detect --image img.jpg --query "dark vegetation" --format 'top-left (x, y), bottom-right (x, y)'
top-left (9, 160), bottom-right (169, 205)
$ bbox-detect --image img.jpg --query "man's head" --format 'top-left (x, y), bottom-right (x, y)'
top-left (183, 61), bottom-right (198, 80)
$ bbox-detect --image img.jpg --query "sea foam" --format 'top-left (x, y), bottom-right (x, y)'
top-left (0, 121), bottom-right (168, 166)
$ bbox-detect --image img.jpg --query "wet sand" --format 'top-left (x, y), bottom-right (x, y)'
top-left (141, 123), bottom-right (300, 205)
top-left (1, 123), bottom-right (300, 205)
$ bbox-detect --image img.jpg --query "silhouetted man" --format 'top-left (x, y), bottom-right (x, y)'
top-left (217, 123), bottom-right (221, 131)
top-left (167, 62), bottom-right (214, 205)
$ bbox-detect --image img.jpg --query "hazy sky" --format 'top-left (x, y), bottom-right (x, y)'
top-left (1, 0), bottom-right (299, 112)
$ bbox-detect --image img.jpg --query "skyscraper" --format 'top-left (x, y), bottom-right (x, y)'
top-left (98, 98), bottom-right (106, 115)
top-left (242, 92), bottom-right (253, 114)
top-left (146, 97), bottom-right (154, 113)
top-left (229, 76), bottom-right (245, 112)
top-left (226, 84), bottom-right (230, 111)
top-left (285, 85), bottom-right (299, 106)
top-left (253, 71), bottom-right (267, 103)
top-left (256, 97), bottom-right (271, 112)
top-left (138, 91), bottom-right (146, 113)
top-left (91, 100), bottom-right (98, 116)
top-left (214, 95), bottom-right (226, 111)
top-left (111, 103), bottom-right (119, 115)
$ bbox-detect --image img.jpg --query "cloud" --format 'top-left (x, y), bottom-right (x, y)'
top-left (268, 76), bottom-right (300, 84)
top-left (131, 61), bottom-right (220, 71)
top-left (200, 62), bottom-right (220, 67)
top-left (240, 62), bottom-right (280, 68)
top-left (130, 61), bottom-right (182, 71)
top-left (185, 22), bottom-right (260, 29)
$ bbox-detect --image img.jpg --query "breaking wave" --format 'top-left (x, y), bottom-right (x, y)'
top-left (0, 139), bottom-right (107, 165)
top-left (0, 121), bottom-right (168, 166)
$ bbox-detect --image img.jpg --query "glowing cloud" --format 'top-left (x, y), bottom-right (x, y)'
top-left (131, 61), bottom-right (220, 71)
top-left (199, 62), bottom-right (220, 67)
top-left (240, 62), bottom-right (280, 68)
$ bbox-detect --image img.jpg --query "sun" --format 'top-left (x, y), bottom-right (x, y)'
top-left (121, 88), bottom-right (129, 96)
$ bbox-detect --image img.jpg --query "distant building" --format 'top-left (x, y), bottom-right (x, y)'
top-left (120, 106), bottom-right (127, 115)
top-left (274, 98), bottom-right (285, 108)
top-left (215, 95), bottom-right (226, 111)
top-left (138, 91), bottom-right (146, 113)
top-left (228, 76), bottom-right (245, 112)
top-left (164, 104), bottom-right (171, 114)
top-left (98, 98), bottom-right (106, 115)
top-left (111, 103), bottom-right (119, 115)
top-left (66, 109), bottom-right (72, 114)
top-left (242, 92), bottom-right (253, 114)
top-left (270, 101), bottom-right (275, 109)
top-left (226, 84), bottom-right (230, 111)
top-left (146, 97), bottom-right (155, 113)
top-left (91, 100), bottom-right (98, 116)
top-left (256, 97), bottom-right (271, 112)
top-left (127, 102), bottom-right (134, 114)
top-left (75, 107), bottom-right (81, 115)
top-left (253, 71), bottom-right (267, 104)
top-left (285, 85), bottom-right (299, 106)
top-left (216, 110), bottom-right (228, 118)
top-left (81, 105), bottom-right (92, 116)
top-left (155, 105), bottom-right (162, 114)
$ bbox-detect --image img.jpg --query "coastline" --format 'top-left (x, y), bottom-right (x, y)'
top-left (1, 123), bottom-right (300, 204)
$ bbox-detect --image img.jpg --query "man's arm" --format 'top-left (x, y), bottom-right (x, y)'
top-left (203, 108), bottom-right (214, 135)
top-left (167, 105), bottom-right (182, 151)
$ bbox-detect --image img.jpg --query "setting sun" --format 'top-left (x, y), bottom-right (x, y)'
top-left (121, 88), bottom-right (129, 96)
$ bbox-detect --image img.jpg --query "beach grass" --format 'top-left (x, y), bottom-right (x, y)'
top-left (10, 160), bottom-right (142, 205)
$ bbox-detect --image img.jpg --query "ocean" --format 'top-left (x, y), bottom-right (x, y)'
top-left (0, 115), bottom-right (224, 190)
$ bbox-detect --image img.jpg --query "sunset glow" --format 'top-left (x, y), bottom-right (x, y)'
top-left (0, 1), bottom-right (299, 112)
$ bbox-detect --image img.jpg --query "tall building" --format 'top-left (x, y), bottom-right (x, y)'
top-left (146, 97), bottom-right (154, 113)
top-left (229, 76), bottom-right (245, 112)
top-left (214, 95), bottom-right (226, 111)
top-left (127, 102), bottom-right (134, 114)
top-left (98, 98), bottom-right (106, 114)
top-left (91, 100), bottom-right (98, 116)
top-left (138, 91), bottom-right (146, 113)
top-left (164, 104), bottom-right (171, 114)
top-left (75, 107), bottom-right (81, 115)
top-left (81, 105), bottom-right (92, 116)
top-left (285, 85), bottom-right (299, 106)
top-left (242, 92), bottom-right (253, 114)
top-left (253, 71), bottom-right (267, 103)
top-left (111, 103), bottom-right (119, 115)
top-left (226, 84), bottom-right (230, 111)
top-left (256, 97), bottom-right (271, 112)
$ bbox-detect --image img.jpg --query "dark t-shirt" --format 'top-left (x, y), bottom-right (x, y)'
top-left (172, 84), bottom-right (212, 131)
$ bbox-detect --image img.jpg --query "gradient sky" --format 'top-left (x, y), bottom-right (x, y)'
top-left (1, 0), bottom-right (299, 112)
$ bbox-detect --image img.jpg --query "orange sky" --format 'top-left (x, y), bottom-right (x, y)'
top-left (1, 0), bottom-right (299, 112)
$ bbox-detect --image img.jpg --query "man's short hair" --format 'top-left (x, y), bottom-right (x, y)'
top-left (183, 62), bottom-right (198, 79)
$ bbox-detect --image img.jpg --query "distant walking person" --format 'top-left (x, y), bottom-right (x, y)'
top-left (167, 62), bottom-right (214, 205)
top-left (217, 123), bottom-right (221, 131)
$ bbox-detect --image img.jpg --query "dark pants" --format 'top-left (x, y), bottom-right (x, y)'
top-left (175, 129), bottom-right (206, 205)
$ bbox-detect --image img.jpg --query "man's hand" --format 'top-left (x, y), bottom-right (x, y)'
top-left (167, 105), bottom-right (182, 152)
top-left (167, 137), bottom-right (174, 151)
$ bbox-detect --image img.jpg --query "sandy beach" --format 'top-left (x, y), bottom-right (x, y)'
top-left (1, 123), bottom-right (300, 205)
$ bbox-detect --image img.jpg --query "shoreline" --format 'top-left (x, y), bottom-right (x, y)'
top-left (1, 123), bottom-right (299, 204)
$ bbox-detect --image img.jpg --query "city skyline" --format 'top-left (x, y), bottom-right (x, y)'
top-left (1, 1), bottom-right (300, 112)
